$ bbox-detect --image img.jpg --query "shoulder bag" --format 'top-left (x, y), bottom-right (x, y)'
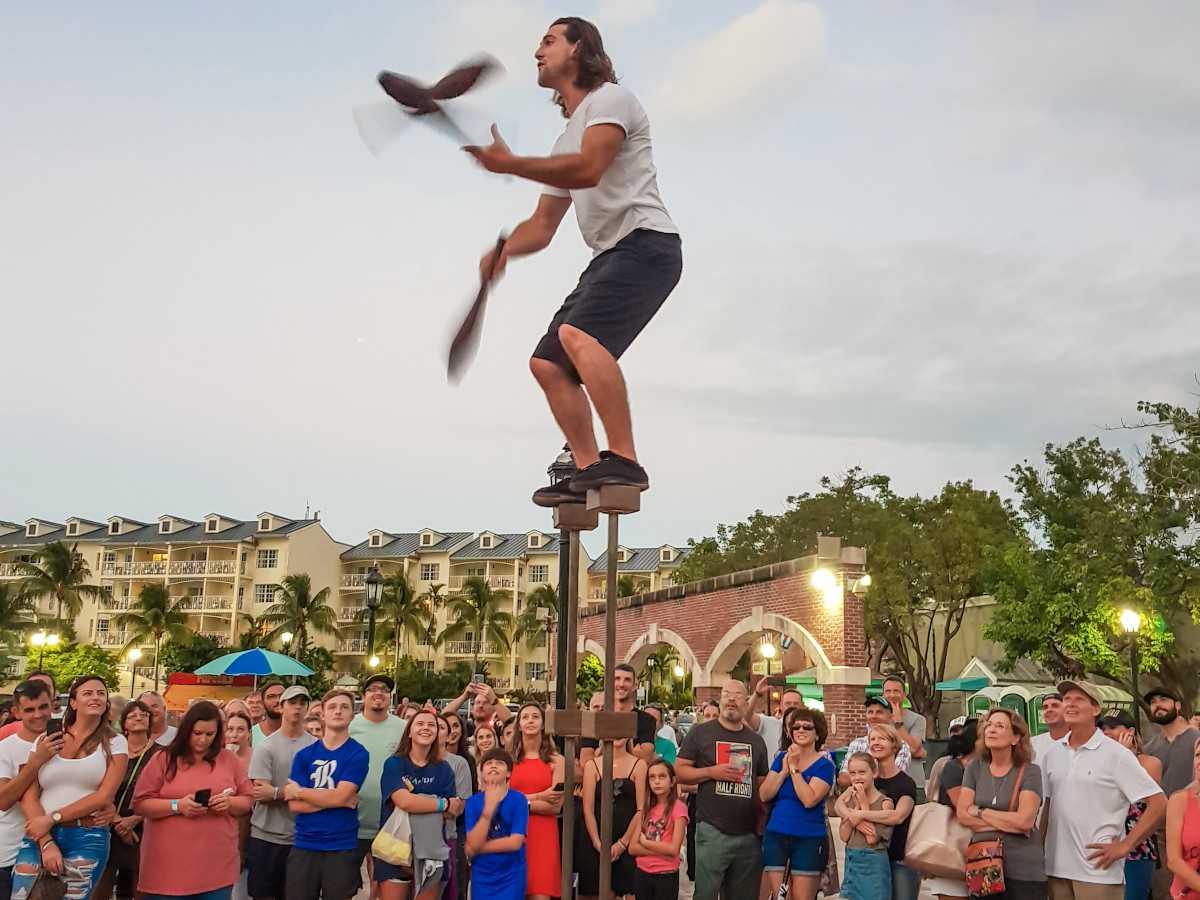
top-left (963, 765), bottom-right (1026, 898)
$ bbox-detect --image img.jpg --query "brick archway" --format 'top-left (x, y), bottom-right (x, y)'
top-left (623, 626), bottom-right (704, 678)
top-left (705, 611), bottom-right (832, 684)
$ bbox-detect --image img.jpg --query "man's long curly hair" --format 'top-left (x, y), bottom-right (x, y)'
top-left (550, 16), bottom-right (618, 118)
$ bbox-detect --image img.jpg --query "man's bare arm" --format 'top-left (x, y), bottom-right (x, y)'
top-left (465, 124), bottom-right (624, 190)
top-left (481, 195), bottom-right (573, 282)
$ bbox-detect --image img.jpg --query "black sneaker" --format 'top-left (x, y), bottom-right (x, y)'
top-left (532, 478), bottom-right (584, 508)
top-left (570, 451), bottom-right (650, 492)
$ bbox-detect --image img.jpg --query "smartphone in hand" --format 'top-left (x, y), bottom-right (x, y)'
top-left (194, 789), bottom-right (212, 806)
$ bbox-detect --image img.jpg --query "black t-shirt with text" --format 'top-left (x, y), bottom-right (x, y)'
top-left (677, 718), bottom-right (769, 836)
top-left (874, 770), bottom-right (918, 862)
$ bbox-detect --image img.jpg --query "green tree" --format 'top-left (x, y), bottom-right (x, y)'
top-left (159, 633), bottom-right (226, 675)
top-left (438, 577), bottom-right (514, 675)
top-left (114, 584), bottom-right (191, 692)
top-left (640, 645), bottom-right (681, 703)
top-left (16, 541), bottom-right (104, 626)
top-left (576, 654), bottom-right (604, 703)
top-left (296, 646), bottom-right (336, 698)
top-left (391, 656), bottom-right (472, 703)
top-left (259, 574), bottom-right (338, 654)
top-left (985, 436), bottom-right (1193, 688)
top-left (360, 574), bottom-right (432, 678)
top-left (513, 584), bottom-right (557, 649)
top-left (236, 613), bottom-right (268, 651)
top-left (39, 642), bottom-right (120, 691)
top-left (0, 581), bottom-right (35, 639)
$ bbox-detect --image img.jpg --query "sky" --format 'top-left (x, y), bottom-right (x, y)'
top-left (3, 1), bottom-right (1199, 556)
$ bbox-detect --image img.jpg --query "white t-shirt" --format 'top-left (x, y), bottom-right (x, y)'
top-left (756, 715), bottom-right (782, 755)
top-left (0, 734), bottom-right (38, 866)
top-left (155, 725), bottom-right (177, 747)
top-left (1041, 729), bottom-right (1162, 884)
top-left (38, 734), bottom-right (128, 814)
top-left (542, 82), bottom-right (677, 254)
top-left (1030, 730), bottom-right (1062, 764)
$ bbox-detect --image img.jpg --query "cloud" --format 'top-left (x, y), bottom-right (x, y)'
top-left (592, 0), bottom-right (661, 28)
top-left (652, 0), bottom-right (824, 125)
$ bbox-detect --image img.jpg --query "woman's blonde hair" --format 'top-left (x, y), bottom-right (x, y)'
top-left (867, 722), bottom-right (902, 757)
top-left (976, 707), bottom-right (1033, 767)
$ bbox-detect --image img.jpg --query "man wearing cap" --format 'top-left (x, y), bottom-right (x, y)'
top-left (247, 684), bottom-right (317, 900)
top-left (1042, 681), bottom-right (1165, 900)
top-left (348, 673), bottom-right (406, 878)
top-left (837, 695), bottom-right (913, 788)
top-left (1142, 687), bottom-right (1200, 796)
top-left (1032, 692), bottom-right (1070, 763)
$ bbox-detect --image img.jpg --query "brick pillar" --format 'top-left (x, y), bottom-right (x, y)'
top-left (824, 683), bottom-right (867, 747)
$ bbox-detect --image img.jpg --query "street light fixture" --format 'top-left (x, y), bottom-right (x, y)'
top-left (365, 566), bottom-right (383, 668)
top-left (1121, 608), bottom-right (1143, 728)
top-left (672, 664), bottom-right (685, 679)
top-left (29, 630), bottom-right (60, 669)
top-left (368, 655), bottom-right (380, 669)
top-left (280, 632), bottom-right (294, 657)
top-left (759, 641), bottom-right (777, 715)
top-left (127, 648), bottom-right (143, 696)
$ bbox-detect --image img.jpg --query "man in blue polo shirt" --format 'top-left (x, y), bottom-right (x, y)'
top-left (285, 688), bottom-right (370, 900)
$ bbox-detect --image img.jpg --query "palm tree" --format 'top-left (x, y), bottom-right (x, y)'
top-left (236, 612), bottom-right (268, 650)
top-left (259, 574), bottom-right (338, 654)
top-left (438, 576), bottom-right (515, 675)
top-left (358, 574), bottom-right (432, 677)
top-left (617, 575), bottom-right (641, 598)
top-left (114, 583), bottom-right (191, 692)
top-left (16, 541), bottom-right (104, 626)
top-left (640, 644), bottom-right (681, 700)
top-left (0, 581), bottom-right (35, 640)
top-left (514, 584), bottom-right (558, 694)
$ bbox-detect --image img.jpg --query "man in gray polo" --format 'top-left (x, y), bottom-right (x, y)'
top-left (247, 685), bottom-right (316, 900)
top-left (1143, 687), bottom-right (1200, 795)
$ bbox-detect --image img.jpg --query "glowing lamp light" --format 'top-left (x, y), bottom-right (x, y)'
top-left (760, 642), bottom-right (777, 659)
top-left (1119, 609), bottom-right (1142, 634)
top-left (811, 568), bottom-right (836, 592)
top-left (672, 664), bottom-right (685, 679)
top-left (127, 648), bottom-right (143, 663)
top-left (281, 631), bottom-right (294, 645)
top-left (368, 655), bottom-right (381, 669)
top-left (859, 574), bottom-right (872, 588)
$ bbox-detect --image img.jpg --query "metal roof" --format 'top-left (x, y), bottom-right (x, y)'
top-left (341, 531), bottom-right (474, 561)
top-left (450, 532), bottom-right (561, 561)
top-left (99, 518), bottom-right (313, 546)
top-left (588, 546), bottom-right (690, 574)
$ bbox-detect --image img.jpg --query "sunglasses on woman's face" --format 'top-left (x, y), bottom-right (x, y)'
top-left (793, 723), bottom-right (816, 732)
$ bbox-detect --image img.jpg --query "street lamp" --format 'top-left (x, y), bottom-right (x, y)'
top-left (127, 648), bottom-right (143, 696)
top-left (368, 655), bottom-right (380, 669)
top-left (30, 630), bottom-right (60, 669)
top-left (1121, 608), bottom-right (1143, 728)
top-left (548, 444), bottom-right (577, 713)
top-left (280, 632), bottom-right (294, 657)
top-left (673, 663), bottom-right (685, 679)
top-left (759, 641), bottom-right (777, 715)
top-left (365, 566), bottom-right (383, 666)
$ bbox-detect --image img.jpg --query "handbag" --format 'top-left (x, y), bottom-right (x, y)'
top-left (903, 799), bottom-right (973, 878)
top-left (27, 870), bottom-right (66, 900)
top-left (964, 765), bottom-right (1026, 898)
top-left (371, 806), bottom-right (413, 867)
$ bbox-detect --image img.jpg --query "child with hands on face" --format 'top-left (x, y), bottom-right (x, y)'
top-left (835, 752), bottom-right (894, 900)
top-left (465, 749), bottom-right (529, 900)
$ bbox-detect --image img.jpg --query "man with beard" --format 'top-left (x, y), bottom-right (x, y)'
top-left (1032, 692), bottom-right (1070, 762)
top-left (1143, 687), bottom-right (1199, 795)
top-left (252, 681), bottom-right (285, 746)
top-left (348, 673), bottom-right (406, 888)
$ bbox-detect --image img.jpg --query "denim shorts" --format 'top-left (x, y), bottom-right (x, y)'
top-left (761, 830), bottom-right (828, 875)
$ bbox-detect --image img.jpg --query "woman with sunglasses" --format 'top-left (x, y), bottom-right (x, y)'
top-left (760, 708), bottom-right (834, 900)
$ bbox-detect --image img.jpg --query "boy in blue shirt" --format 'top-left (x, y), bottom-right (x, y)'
top-left (284, 689), bottom-right (370, 900)
top-left (465, 748), bottom-right (529, 900)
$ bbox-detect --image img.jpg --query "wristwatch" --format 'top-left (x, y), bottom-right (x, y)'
top-left (51, 811), bottom-right (62, 824)
top-left (170, 799), bottom-right (180, 815)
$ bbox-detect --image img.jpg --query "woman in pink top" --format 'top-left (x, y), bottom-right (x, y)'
top-left (133, 700), bottom-right (253, 900)
top-left (629, 759), bottom-right (688, 900)
top-left (1168, 740), bottom-right (1200, 899)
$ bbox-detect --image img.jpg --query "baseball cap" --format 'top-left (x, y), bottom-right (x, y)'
top-left (363, 673), bottom-right (395, 692)
top-left (1098, 709), bottom-right (1137, 730)
top-left (864, 696), bottom-right (890, 711)
top-left (1143, 686), bottom-right (1181, 704)
top-left (1056, 681), bottom-right (1101, 707)
top-left (949, 715), bottom-right (968, 729)
top-left (280, 685), bottom-right (310, 702)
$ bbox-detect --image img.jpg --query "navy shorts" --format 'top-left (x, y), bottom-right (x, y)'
top-left (532, 228), bottom-right (682, 384)
top-left (762, 831), bottom-right (828, 875)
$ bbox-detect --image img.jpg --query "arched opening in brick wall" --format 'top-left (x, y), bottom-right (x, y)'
top-left (623, 627), bottom-right (704, 683)
top-left (580, 639), bottom-right (605, 665)
top-left (705, 611), bottom-right (834, 686)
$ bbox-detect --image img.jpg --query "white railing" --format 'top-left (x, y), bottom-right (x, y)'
top-left (341, 573), bottom-right (366, 588)
top-left (338, 606), bottom-right (366, 622)
top-left (448, 575), bottom-right (518, 591)
top-left (199, 632), bottom-right (230, 647)
top-left (0, 563), bottom-right (23, 577)
top-left (99, 598), bottom-right (130, 610)
top-left (443, 640), bottom-right (500, 656)
top-left (336, 639), bottom-right (368, 654)
top-left (175, 596), bottom-right (241, 612)
top-left (97, 633), bottom-right (127, 647)
top-left (589, 590), bottom-right (607, 600)
top-left (100, 560), bottom-right (243, 577)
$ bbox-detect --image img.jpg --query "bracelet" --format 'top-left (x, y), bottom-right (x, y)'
top-left (437, 797), bottom-right (446, 813)
top-left (39, 839), bottom-right (54, 850)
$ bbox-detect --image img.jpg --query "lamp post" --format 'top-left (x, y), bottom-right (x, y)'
top-left (547, 445), bottom-right (577, 712)
top-left (760, 641), bottom-right (777, 716)
top-left (127, 648), bottom-right (142, 696)
top-left (280, 632), bottom-right (294, 657)
top-left (1120, 608), bottom-right (1142, 729)
top-left (30, 630), bottom-right (60, 670)
top-left (365, 566), bottom-right (382, 668)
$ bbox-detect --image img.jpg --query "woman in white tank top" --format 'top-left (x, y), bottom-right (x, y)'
top-left (12, 674), bottom-right (128, 900)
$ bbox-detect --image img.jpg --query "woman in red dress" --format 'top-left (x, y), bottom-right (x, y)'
top-left (509, 703), bottom-right (564, 899)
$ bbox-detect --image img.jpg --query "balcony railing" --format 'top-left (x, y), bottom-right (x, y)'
top-left (0, 563), bottom-right (24, 577)
top-left (448, 575), bottom-right (518, 591)
top-left (338, 606), bottom-right (366, 622)
top-left (443, 640), bottom-right (501, 656)
top-left (198, 632), bottom-right (230, 647)
top-left (341, 574), bottom-right (366, 589)
top-left (97, 633), bottom-right (127, 647)
top-left (99, 598), bottom-right (131, 610)
top-left (100, 560), bottom-right (245, 577)
top-left (175, 596), bottom-right (242, 612)
top-left (336, 639), bottom-right (369, 654)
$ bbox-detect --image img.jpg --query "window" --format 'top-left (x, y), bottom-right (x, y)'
top-left (420, 563), bottom-right (439, 581)
top-left (416, 660), bottom-right (434, 673)
top-left (255, 584), bottom-right (279, 604)
top-left (421, 533), bottom-right (433, 546)
top-left (159, 520), bottom-right (171, 534)
top-left (661, 549), bottom-right (673, 562)
top-left (416, 630), bottom-right (432, 646)
top-left (25, 523), bottom-right (37, 537)
top-left (257, 549), bottom-right (278, 569)
top-left (529, 565), bottom-right (549, 584)
top-left (109, 521), bottom-right (120, 535)
top-left (370, 534), bottom-right (382, 547)
top-left (481, 535), bottom-right (493, 549)
top-left (103, 552), bottom-right (115, 563)
top-left (528, 533), bottom-right (541, 548)
top-left (237, 586), bottom-right (245, 601)
top-left (206, 519), bottom-right (218, 532)
top-left (617, 550), bottom-right (629, 563)
top-left (97, 618), bottom-right (109, 634)
top-left (525, 662), bottom-right (546, 681)
top-left (259, 517), bottom-right (271, 531)
top-left (67, 522), bottom-right (78, 536)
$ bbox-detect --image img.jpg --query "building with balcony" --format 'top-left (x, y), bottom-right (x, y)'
top-left (586, 545), bottom-right (691, 607)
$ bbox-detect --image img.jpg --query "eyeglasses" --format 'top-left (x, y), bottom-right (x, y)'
top-left (793, 723), bottom-right (817, 732)
top-left (364, 685), bottom-right (391, 694)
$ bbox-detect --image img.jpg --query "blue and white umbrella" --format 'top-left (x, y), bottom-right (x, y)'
top-left (194, 648), bottom-right (314, 678)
